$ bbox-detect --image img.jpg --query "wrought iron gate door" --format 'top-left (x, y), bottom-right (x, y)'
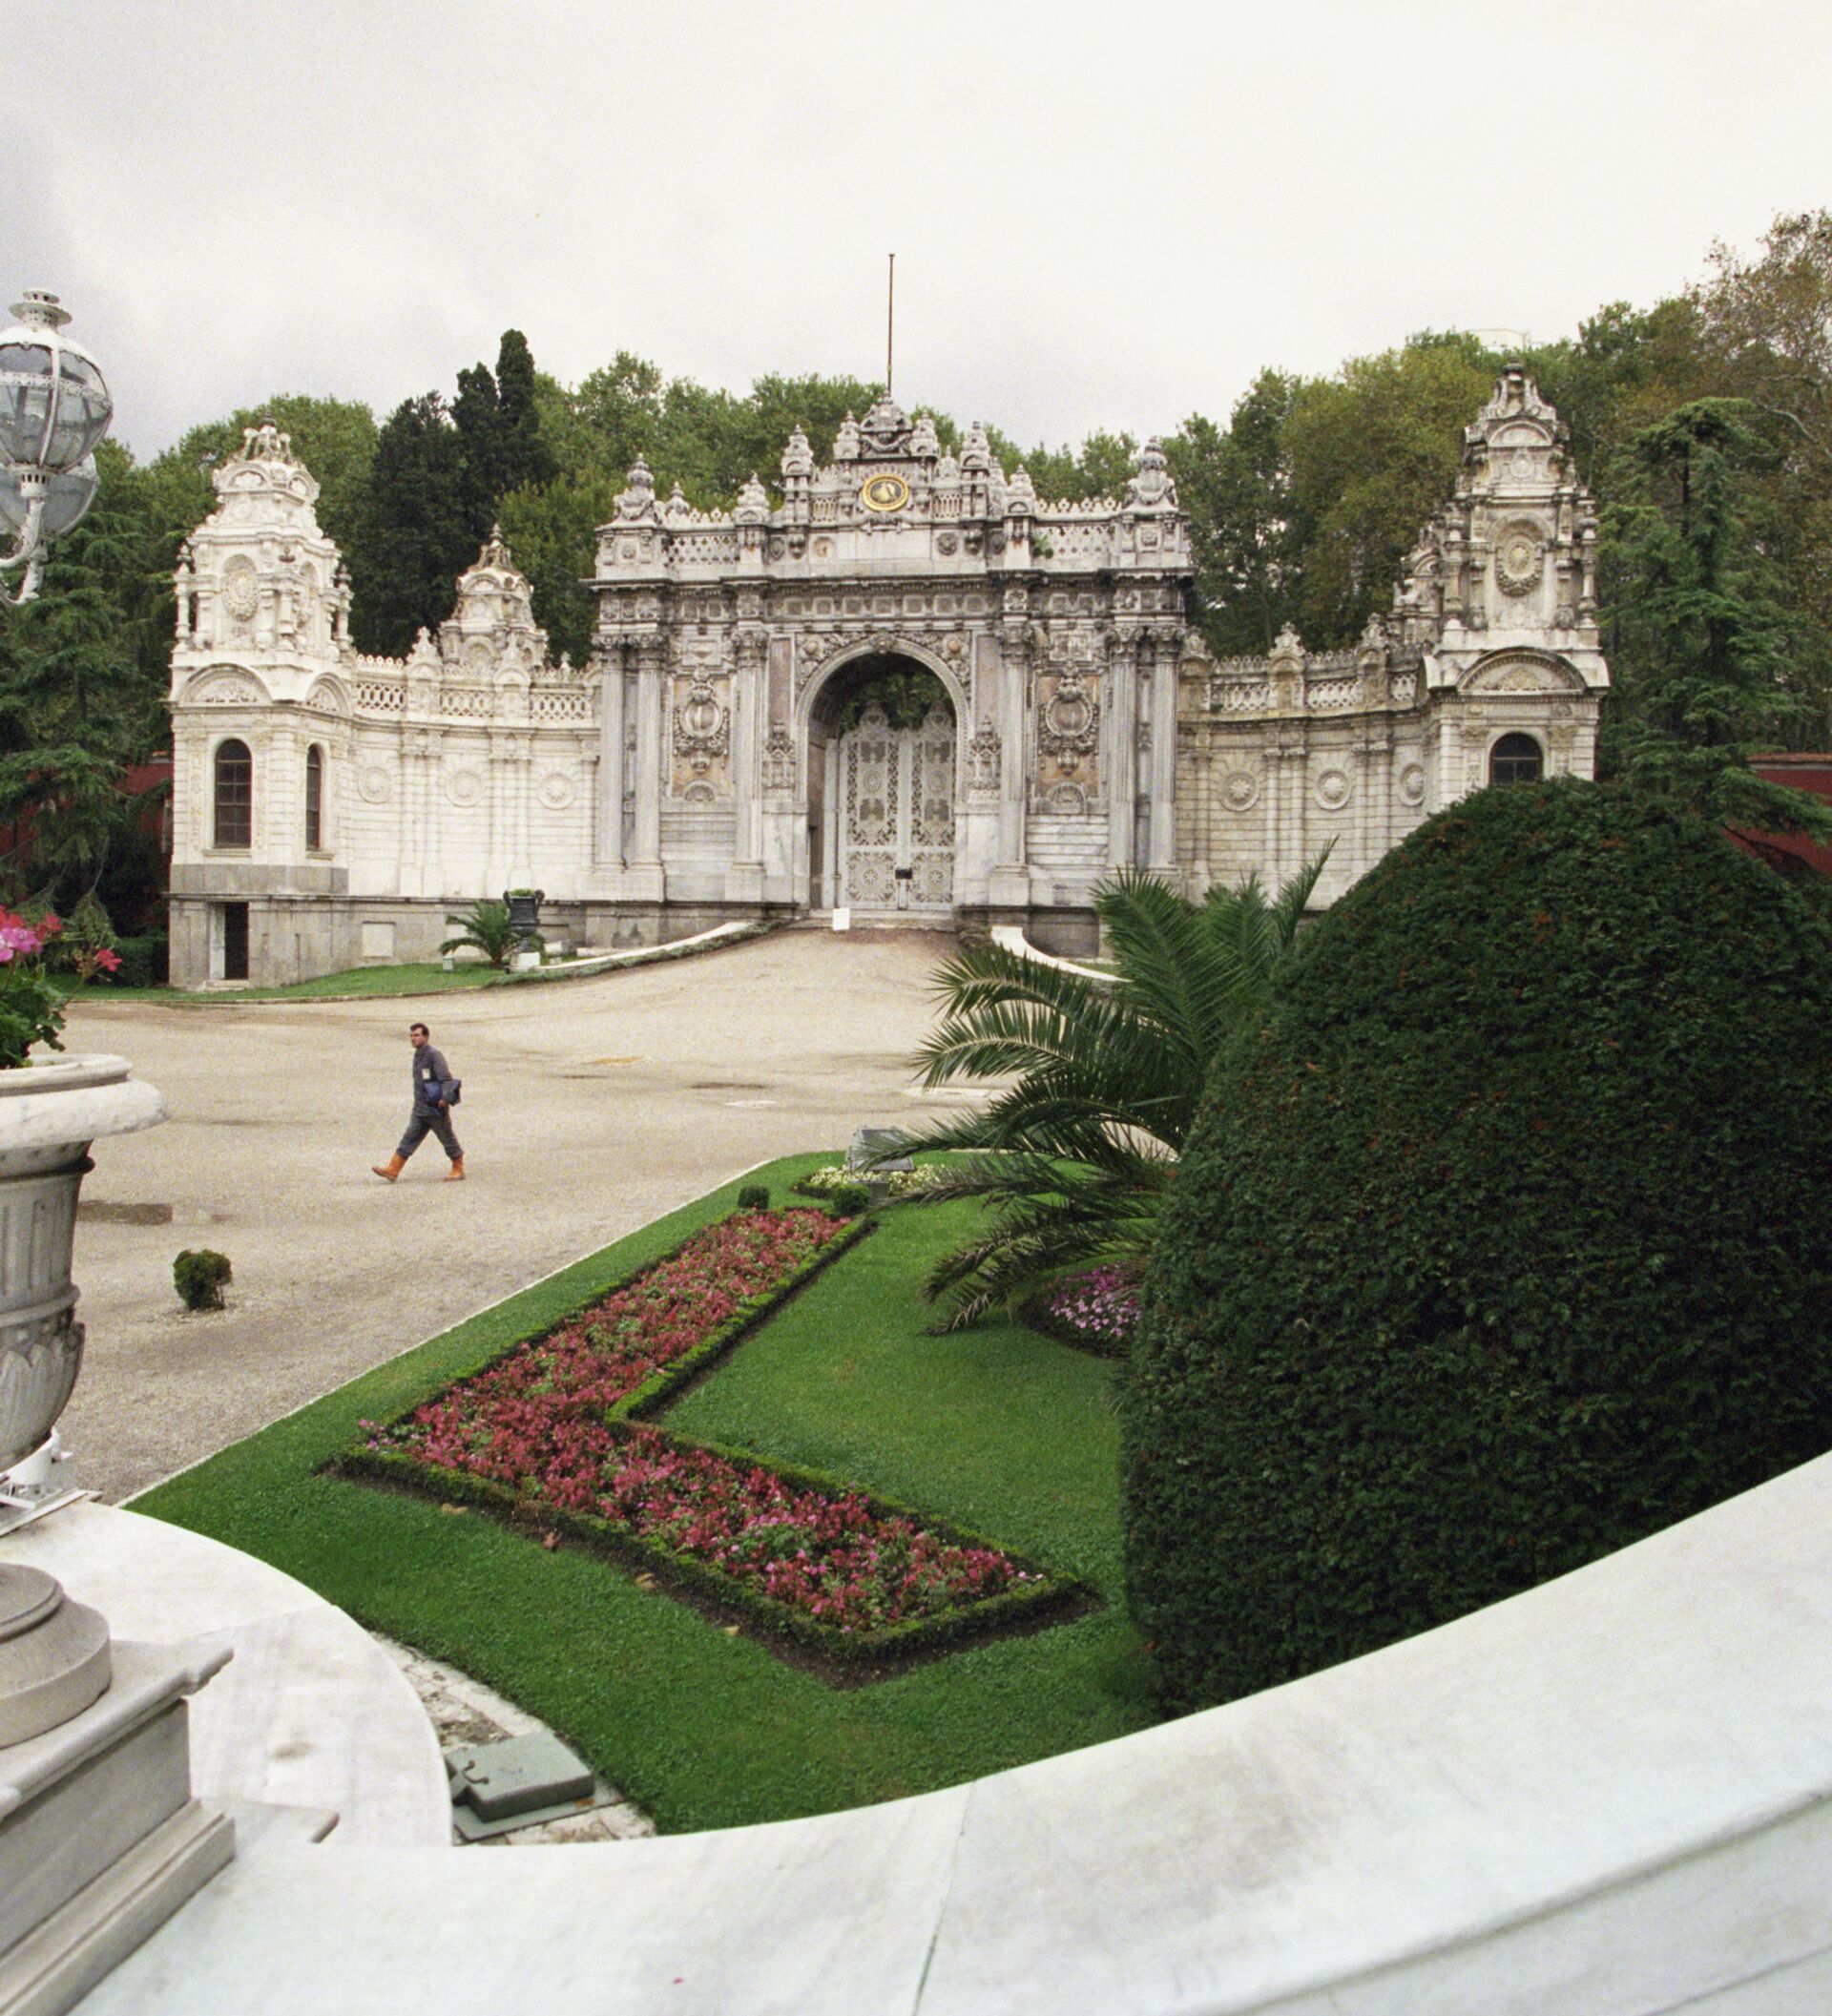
top-left (837, 702), bottom-right (955, 913)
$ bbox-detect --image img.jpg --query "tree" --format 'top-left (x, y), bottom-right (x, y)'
top-left (1604, 399), bottom-right (1832, 836)
top-left (901, 859), bottom-right (1327, 1330)
top-left (1166, 370), bottom-right (1301, 655)
top-left (440, 899), bottom-right (517, 968)
top-left (349, 393), bottom-right (474, 655)
top-left (1282, 334), bottom-right (1500, 646)
top-left (0, 445), bottom-right (168, 902)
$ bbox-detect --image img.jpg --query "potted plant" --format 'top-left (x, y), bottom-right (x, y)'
top-left (502, 887), bottom-right (545, 947)
top-left (0, 904), bottom-right (166, 1536)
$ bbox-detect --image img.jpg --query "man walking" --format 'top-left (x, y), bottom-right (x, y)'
top-left (372, 1022), bottom-right (466, 1182)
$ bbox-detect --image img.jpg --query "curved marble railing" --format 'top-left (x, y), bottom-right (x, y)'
top-left (48, 1446), bottom-right (1832, 2012)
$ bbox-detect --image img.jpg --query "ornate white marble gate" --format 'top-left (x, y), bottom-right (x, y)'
top-left (835, 702), bottom-right (955, 914)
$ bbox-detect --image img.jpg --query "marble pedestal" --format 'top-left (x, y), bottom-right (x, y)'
top-left (0, 1638), bottom-right (233, 2016)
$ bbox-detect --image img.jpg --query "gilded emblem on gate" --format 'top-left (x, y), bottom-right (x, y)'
top-left (860, 473), bottom-right (910, 513)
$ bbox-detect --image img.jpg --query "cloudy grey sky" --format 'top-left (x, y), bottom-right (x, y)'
top-left (6, 1), bottom-right (1829, 463)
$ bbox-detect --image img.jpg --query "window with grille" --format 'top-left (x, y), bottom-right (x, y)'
top-left (214, 739), bottom-right (252, 848)
top-left (305, 743), bottom-right (323, 851)
top-left (1488, 732), bottom-right (1543, 785)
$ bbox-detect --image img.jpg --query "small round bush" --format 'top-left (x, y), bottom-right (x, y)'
top-left (1123, 780), bottom-right (1832, 1715)
top-left (735, 1182), bottom-right (771, 1212)
top-left (174, 1249), bottom-right (234, 1313)
top-left (824, 1183), bottom-right (871, 1220)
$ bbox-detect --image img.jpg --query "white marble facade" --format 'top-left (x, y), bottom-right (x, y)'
top-left (166, 371), bottom-right (1606, 985)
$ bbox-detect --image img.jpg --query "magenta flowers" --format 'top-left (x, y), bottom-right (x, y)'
top-left (1044, 1266), bottom-right (1141, 1350)
top-left (361, 1208), bottom-right (1051, 1641)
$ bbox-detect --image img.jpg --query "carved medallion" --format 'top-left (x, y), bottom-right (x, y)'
top-left (1315, 768), bottom-right (1351, 811)
top-left (359, 766), bottom-right (394, 805)
top-left (1399, 763), bottom-right (1426, 807)
top-left (446, 768), bottom-right (484, 808)
top-left (537, 772), bottom-right (576, 809)
top-left (220, 559), bottom-right (259, 621)
top-left (1495, 524), bottom-right (1543, 596)
top-left (1222, 769), bottom-right (1260, 813)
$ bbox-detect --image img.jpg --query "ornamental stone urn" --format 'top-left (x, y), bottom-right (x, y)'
top-left (503, 887), bottom-right (545, 946)
top-left (0, 1055), bottom-right (166, 1732)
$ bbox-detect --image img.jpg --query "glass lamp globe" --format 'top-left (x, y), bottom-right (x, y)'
top-left (0, 292), bottom-right (113, 475)
top-left (0, 456), bottom-right (98, 541)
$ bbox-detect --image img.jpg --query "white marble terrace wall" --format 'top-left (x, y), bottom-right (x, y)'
top-left (69, 1447), bottom-right (1832, 2014)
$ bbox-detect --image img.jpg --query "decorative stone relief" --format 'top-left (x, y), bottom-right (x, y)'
top-left (1315, 768), bottom-right (1352, 810)
top-left (1221, 769), bottom-right (1260, 813)
top-left (1399, 763), bottom-right (1426, 807)
top-left (763, 725), bottom-right (796, 792)
top-left (359, 766), bottom-right (394, 805)
top-left (967, 728), bottom-right (1001, 795)
top-left (537, 772), bottom-right (576, 810)
top-left (446, 768), bottom-right (484, 809)
top-left (1494, 523), bottom-right (1544, 596)
top-left (1036, 671), bottom-right (1100, 793)
top-left (189, 672), bottom-right (265, 706)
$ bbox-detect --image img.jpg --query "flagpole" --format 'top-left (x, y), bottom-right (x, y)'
top-left (886, 252), bottom-right (895, 397)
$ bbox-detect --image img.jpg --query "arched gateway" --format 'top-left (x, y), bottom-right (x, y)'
top-left (165, 374), bottom-right (1609, 987)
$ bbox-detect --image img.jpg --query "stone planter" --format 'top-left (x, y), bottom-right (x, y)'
top-left (503, 887), bottom-right (545, 949)
top-left (0, 1056), bottom-right (167, 1517)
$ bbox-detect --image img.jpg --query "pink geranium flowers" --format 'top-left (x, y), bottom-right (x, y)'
top-left (362, 1208), bottom-right (1044, 1637)
top-left (1044, 1265), bottom-right (1141, 1350)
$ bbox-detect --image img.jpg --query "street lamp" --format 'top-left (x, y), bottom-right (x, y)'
top-left (0, 289), bottom-right (113, 605)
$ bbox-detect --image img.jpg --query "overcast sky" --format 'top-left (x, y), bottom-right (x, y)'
top-left (6, 1), bottom-right (1829, 465)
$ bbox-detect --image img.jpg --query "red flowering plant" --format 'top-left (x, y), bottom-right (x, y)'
top-left (0, 906), bottom-right (67, 1068)
top-left (353, 1206), bottom-right (1079, 1653)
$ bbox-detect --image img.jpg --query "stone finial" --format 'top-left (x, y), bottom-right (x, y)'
top-left (908, 412), bottom-right (941, 460)
top-left (833, 412), bottom-right (861, 462)
top-left (859, 393), bottom-right (909, 454)
top-left (408, 627), bottom-right (439, 668)
top-left (735, 472), bottom-right (770, 524)
top-left (477, 524), bottom-right (513, 572)
top-left (781, 426), bottom-right (815, 481)
top-left (933, 448), bottom-right (961, 486)
top-left (1125, 437), bottom-right (1176, 511)
top-left (665, 481), bottom-right (692, 523)
top-left (960, 421), bottom-right (993, 474)
top-left (1270, 622), bottom-right (1305, 663)
top-left (240, 416), bottom-right (297, 465)
top-left (1006, 467), bottom-right (1037, 513)
top-left (615, 456), bottom-right (658, 522)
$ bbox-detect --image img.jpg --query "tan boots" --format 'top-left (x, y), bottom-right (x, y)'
top-left (371, 1154), bottom-right (406, 1182)
top-left (445, 1157), bottom-right (466, 1182)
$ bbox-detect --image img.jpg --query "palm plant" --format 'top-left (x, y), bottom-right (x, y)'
top-left (440, 898), bottom-right (517, 969)
top-left (899, 856), bottom-right (1329, 1330)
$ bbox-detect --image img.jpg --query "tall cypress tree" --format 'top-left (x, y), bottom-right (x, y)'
top-left (348, 393), bottom-right (472, 656)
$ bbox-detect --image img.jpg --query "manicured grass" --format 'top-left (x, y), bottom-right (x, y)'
top-left (66, 960), bottom-right (511, 1006)
top-left (135, 1155), bottom-right (1155, 1832)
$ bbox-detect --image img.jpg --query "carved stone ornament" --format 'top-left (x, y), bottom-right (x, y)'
top-left (445, 767), bottom-right (484, 808)
top-left (1039, 674), bottom-right (1100, 764)
top-left (1494, 523), bottom-right (1544, 596)
top-left (1314, 768), bottom-right (1352, 811)
top-left (1222, 769), bottom-right (1260, 813)
top-left (192, 672), bottom-right (263, 706)
top-left (220, 558), bottom-right (259, 622)
top-left (359, 766), bottom-right (394, 805)
top-left (763, 725), bottom-right (796, 791)
top-left (672, 683), bottom-right (731, 760)
top-left (1399, 762), bottom-right (1426, 807)
top-left (537, 771), bottom-right (576, 809)
top-left (967, 727), bottom-right (1001, 793)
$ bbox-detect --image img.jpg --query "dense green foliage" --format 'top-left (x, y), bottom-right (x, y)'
top-left (10, 211), bottom-right (1832, 904)
top-left (1121, 779), bottom-right (1832, 1715)
top-left (173, 1248), bottom-right (233, 1312)
top-left (137, 1156), bottom-right (1154, 1832)
top-left (439, 898), bottom-right (517, 968)
top-left (905, 860), bottom-right (1324, 1328)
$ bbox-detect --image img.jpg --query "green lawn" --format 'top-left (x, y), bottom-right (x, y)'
top-left (135, 1154), bottom-right (1155, 1832)
top-left (69, 960), bottom-right (511, 1006)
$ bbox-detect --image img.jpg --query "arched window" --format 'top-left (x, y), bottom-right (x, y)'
top-left (304, 743), bottom-right (323, 852)
top-left (214, 738), bottom-right (252, 848)
top-left (1488, 732), bottom-right (1544, 785)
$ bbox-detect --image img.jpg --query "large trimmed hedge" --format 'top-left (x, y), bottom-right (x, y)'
top-left (1122, 780), bottom-right (1832, 1715)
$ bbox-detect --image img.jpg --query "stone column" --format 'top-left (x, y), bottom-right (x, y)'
top-left (998, 629), bottom-right (1028, 869)
top-left (594, 648), bottom-right (624, 868)
top-left (633, 638), bottom-right (663, 866)
top-left (732, 631), bottom-right (766, 866)
top-left (1148, 634), bottom-right (1178, 871)
top-left (1106, 632), bottom-right (1138, 870)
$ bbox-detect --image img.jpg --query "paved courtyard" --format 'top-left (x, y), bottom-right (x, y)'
top-left (57, 928), bottom-right (965, 1503)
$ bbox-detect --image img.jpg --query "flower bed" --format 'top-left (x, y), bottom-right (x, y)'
top-left (1019, 1265), bottom-right (1141, 1356)
top-left (347, 1205), bottom-right (1083, 1663)
top-left (792, 1162), bottom-right (944, 1201)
